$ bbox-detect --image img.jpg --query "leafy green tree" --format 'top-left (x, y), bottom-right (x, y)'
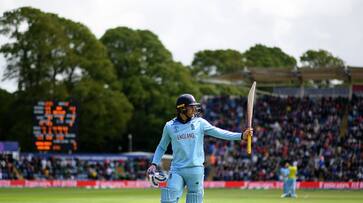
top-left (191, 49), bottom-right (245, 76)
top-left (101, 27), bottom-right (200, 150)
top-left (190, 45), bottom-right (296, 96)
top-left (300, 49), bottom-right (345, 87)
top-left (0, 7), bottom-right (132, 152)
top-left (243, 44), bottom-right (296, 68)
top-left (0, 7), bottom-right (117, 93)
top-left (0, 7), bottom-right (62, 91)
top-left (1, 91), bottom-right (35, 150)
top-left (0, 89), bottom-right (14, 140)
top-left (300, 49), bottom-right (345, 68)
top-left (71, 79), bottom-right (133, 151)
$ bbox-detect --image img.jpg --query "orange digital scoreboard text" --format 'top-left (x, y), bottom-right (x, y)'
top-left (33, 101), bottom-right (77, 152)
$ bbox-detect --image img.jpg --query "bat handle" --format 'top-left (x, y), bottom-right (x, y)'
top-left (247, 130), bottom-right (252, 154)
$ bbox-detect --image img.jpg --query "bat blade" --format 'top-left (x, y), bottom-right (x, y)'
top-left (247, 81), bottom-right (256, 154)
top-left (247, 81), bottom-right (256, 127)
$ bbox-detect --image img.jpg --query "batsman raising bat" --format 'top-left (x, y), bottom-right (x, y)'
top-left (147, 94), bottom-right (252, 203)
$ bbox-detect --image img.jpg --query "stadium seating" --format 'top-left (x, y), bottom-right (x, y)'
top-left (1, 95), bottom-right (362, 181)
top-left (202, 95), bottom-right (362, 181)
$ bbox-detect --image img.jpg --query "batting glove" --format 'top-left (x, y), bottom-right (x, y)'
top-left (242, 128), bottom-right (253, 140)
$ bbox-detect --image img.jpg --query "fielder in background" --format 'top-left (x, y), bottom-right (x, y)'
top-left (280, 162), bottom-right (290, 198)
top-left (280, 161), bottom-right (298, 198)
top-left (147, 94), bottom-right (252, 203)
top-left (287, 162), bottom-right (298, 198)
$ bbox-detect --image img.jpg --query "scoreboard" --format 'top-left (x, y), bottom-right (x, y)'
top-left (33, 101), bottom-right (78, 152)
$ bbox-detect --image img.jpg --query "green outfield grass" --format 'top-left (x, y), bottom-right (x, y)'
top-left (0, 188), bottom-right (362, 203)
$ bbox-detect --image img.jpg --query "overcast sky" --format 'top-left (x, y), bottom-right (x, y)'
top-left (1, 0), bottom-right (362, 92)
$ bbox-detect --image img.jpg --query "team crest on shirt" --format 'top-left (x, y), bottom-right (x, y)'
top-left (174, 126), bottom-right (178, 133)
top-left (191, 124), bottom-right (195, 130)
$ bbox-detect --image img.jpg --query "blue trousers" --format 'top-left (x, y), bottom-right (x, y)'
top-left (287, 178), bottom-right (296, 195)
top-left (282, 179), bottom-right (288, 194)
top-left (166, 167), bottom-right (204, 201)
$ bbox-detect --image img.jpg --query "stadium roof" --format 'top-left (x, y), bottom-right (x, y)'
top-left (203, 66), bottom-right (363, 86)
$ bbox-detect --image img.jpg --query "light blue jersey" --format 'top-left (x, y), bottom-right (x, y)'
top-left (152, 117), bottom-right (241, 170)
top-left (280, 168), bottom-right (289, 180)
top-left (280, 167), bottom-right (289, 195)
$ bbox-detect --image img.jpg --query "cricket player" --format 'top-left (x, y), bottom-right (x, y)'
top-left (287, 162), bottom-right (298, 198)
top-left (147, 94), bottom-right (252, 203)
top-left (280, 162), bottom-right (290, 198)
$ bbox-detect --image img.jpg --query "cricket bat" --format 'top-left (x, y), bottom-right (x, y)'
top-left (246, 81), bottom-right (256, 155)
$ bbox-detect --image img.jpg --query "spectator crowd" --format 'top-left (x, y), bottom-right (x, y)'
top-left (1, 95), bottom-right (362, 182)
top-left (203, 95), bottom-right (362, 181)
top-left (0, 154), bottom-right (149, 180)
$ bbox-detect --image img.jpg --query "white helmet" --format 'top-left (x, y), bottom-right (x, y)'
top-left (148, 171), bottom-right (168, 188)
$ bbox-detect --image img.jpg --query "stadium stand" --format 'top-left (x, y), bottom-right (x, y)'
top-left (0, 153), bottom-right (150, 180)
top-left (202, 95), bottom-right (362, 181)
top-left (0, 95), bottom-right (362, 182)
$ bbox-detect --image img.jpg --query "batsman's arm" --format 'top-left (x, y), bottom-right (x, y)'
top-left (151, 125), bottom-right (171, 165)
top-left (201, 118), bottom-right (241, 140)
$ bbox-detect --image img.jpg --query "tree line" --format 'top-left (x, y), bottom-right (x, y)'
top-left (0, 7), bottom-right (345, 152)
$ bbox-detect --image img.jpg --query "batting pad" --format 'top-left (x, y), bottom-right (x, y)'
top-left (186, 191), bottom-right (203, 203)
top-left (161, 188), bottom-right (179, 203)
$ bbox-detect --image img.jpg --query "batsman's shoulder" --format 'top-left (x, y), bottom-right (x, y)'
top-left (196, 117), bottom-right (208, 123)
top-left (193, 117), bottom-right (210, 127)
top-left (166, 118), bottom-right (177, 126)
